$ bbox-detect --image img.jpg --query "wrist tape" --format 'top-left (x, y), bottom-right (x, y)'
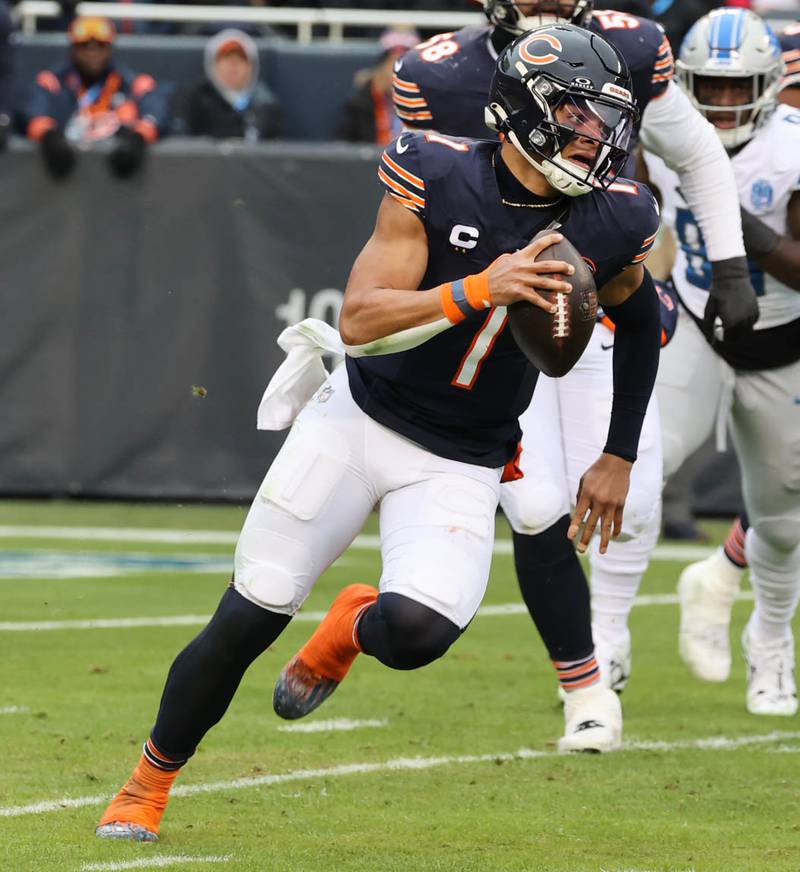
top-left (439, 269), bottom-right (493, 324)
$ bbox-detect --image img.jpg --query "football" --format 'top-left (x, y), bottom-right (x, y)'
top-left (508, 230), bottom-right (598, 378)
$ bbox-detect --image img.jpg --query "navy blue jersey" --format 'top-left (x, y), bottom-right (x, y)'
top-left (780, 23), bottom-right (800, 90)
top-left (394, 12), bottom-right (674, 139)
top-left (347, 132), bottom-right (660, 467)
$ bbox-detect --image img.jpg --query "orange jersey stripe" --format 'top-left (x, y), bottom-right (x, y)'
top-left (381, 152), bottom-right (425, 190)
top-left (388, 191), bottom-right (421, 212)
top-left (396, 108), bottom-right (434, 122)
top-left (394, 93), bottom-right (429, 109)
top-left (392, 74), bottom-right (421, 93)
top-left (378, 168), bottom-right (425, 208)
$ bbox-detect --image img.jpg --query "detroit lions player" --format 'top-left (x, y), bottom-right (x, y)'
top-left (644, 8), bottom-right (800, 716)
top-left (673, 17), bottom-right (800, 685)
top-left (96, 26), bottom-right (661, 842)
top-left (395, 0), bottom-right (757, 750)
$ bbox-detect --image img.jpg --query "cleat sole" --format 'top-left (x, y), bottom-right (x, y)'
top-left (273, 658), bottom-right (340, 720)
top-left (96, 822), bottom-right (158, 842)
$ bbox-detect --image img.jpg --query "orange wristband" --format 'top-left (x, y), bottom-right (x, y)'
top-left (463, 270), bottom-right (492, 310)
top-left (440, 282), bottom-right (467, 324)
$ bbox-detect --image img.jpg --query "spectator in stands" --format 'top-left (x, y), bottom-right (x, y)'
top-left (21, 17), bottom-right (171, 179)
top-left (336, 27), bottom-right (419, 144)
top-left (185, 29), bottom-right (280, 140)
top-left (0, 0), bottom-right (12, 151)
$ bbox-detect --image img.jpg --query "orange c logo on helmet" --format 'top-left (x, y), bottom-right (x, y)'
top-left (519, 32), bottom-right (563, 66)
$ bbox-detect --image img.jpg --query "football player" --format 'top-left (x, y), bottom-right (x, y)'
top-left (642, 9), bottom-right (800, 716)
top-left (675, 17), bottom-right (800, 685)
top-left (394, 0), bottom-right (757, 750)
top-left (779, 21), bottom-right (800, 109)
top-left (97, 26), bottom-right (661, 842)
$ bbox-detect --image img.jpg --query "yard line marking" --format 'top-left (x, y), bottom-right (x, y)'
top-left (80, 857), bottom-right (232, 871)
top-left (3, 730), bottom-right (798, 819)
top-left (0, 592), bottom-right (756, 633)
top-left (0, 525), bottom-right (714, 562)
top-left (0, 705), bottom-right (30, 715)
top-left (277, 718), bottom-right (388, 734)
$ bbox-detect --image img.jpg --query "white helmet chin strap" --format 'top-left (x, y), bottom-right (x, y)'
top-left (507, 130), bottom-right (593, 197)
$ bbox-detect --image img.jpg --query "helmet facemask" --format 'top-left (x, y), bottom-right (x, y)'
top-left (488, 73), bottom-right (635, 196)
top-left (680, 69), bottom-right (781, 149)
top-left (481, 1), bottom-right (593, 36)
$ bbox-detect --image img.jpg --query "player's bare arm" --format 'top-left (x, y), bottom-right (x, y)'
top-left (339, 193), bottom-right (573, 346)
top-left (569, 263), bottom-right (660, 555)
top-left (741, 190), bottom-right (800, 292)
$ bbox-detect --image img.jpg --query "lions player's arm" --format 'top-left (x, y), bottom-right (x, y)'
top-left (568, 263), bottom-right (661, 554)
top-left (745, 190), bottom-right (800, 292)
top-left (640, 82), bottom-right (746, 265)
top-left (340, 194), bottom-right (572, 349)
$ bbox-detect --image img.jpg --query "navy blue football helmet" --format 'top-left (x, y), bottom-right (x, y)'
top-left (486, 23), bottom-right (637, 196)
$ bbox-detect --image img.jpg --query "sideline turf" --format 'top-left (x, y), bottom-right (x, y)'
top-left (0, 501), bottom-right (797, 872)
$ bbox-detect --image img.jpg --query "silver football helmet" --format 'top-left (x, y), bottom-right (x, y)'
top-left (480, 1), bottom-right (593, 36)
top-left (677, 8), bottom-right (785, 149)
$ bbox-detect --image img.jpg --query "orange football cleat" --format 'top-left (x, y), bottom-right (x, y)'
top-left (95, 752), bottom-right (181, 842)
top-left (273, 584), bottom-right (378, 720)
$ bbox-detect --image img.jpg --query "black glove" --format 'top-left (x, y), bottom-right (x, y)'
top-left (703, 256), bottom-right (759, 341)
top-left (40, 128), bottom-right (77, 179)
top-left (108, 126), bottom-right (147, 178)
top-left (740, 207), bottom-right (780, 261)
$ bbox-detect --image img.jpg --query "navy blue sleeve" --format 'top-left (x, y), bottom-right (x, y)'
top-left (378, 132), bottom-right (429, 222)
top-left (130, 73), bottom-right (171, 139)
top-left (392, 50), bottom-right (436, 130)
top-left (602, 268), bottom-right (661, 463)
top-left (392, 29), bottom-right (493, 139)
top-left (21, 70), bottom-right (65, 137)
top-left (589, 180), bottom-right (661, 289)
top-left (781, 26), bottom-right (800, 89)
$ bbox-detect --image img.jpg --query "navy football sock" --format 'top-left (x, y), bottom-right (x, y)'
top-left (151, 586), bottom-right (290, 760)
top-left (513, 516), bottom-right (594, 662)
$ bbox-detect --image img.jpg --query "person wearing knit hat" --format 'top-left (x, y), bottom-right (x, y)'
top-left (186, 29), bottom-right (280, 141)
top-left (21, 16), bottom-right (170, 179)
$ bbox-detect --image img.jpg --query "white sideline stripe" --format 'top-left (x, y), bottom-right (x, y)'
top-left (277, 717), bottom-right (388, 734)
top-left (0, 592), bottom-right (755, 633)
top-left (2, 730), bottom-right (798, 820)
top-left (0, 525), bottom-right (713, 561)
top-left (0, 705), bottom-right (30, 714)
top-left (80, 857), bottom-right (231, 871)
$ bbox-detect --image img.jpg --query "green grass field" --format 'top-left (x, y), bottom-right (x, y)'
top-left (1, 500), bottom-right (798, 872)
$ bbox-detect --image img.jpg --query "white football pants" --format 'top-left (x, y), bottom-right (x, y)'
top-left (500, 323), bottom-right (664, 624)
top-left (657, 310), bottom-right (800, 634)
top-left (233, 365), bottom-right (502, 629)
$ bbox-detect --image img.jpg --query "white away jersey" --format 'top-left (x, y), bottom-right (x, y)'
top-left (645, 103), bottom-right (800, 331)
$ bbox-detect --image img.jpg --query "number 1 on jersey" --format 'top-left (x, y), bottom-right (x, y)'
top-left (452, 308), bottom-right (508, 390)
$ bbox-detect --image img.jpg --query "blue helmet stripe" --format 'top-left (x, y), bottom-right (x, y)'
top-left (710, 9), bottom-right (744, 61)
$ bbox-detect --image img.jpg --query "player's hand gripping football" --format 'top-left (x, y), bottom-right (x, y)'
top-left (568, 453), bottom-right (633, 555)
top-left (487, 232), bottom-right (574, 312)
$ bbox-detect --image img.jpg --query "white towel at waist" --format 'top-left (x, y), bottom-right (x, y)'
top-left (256, 318), bottom-right (345, 431)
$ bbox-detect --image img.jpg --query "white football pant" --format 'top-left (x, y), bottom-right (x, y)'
top-left (657, 310), bottom-right (800, 640)
top-left (500, 323), bottom-right (664, 637)
top-left (233, 365), bottom-right (502, 630)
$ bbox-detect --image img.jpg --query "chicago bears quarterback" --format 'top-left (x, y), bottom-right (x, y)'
top-left (96, 26), bottom-right (661, 842)
top-left (640, 8), bottom-right (800, 716)
top-left (395, 0), bottom-right (758, 752)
